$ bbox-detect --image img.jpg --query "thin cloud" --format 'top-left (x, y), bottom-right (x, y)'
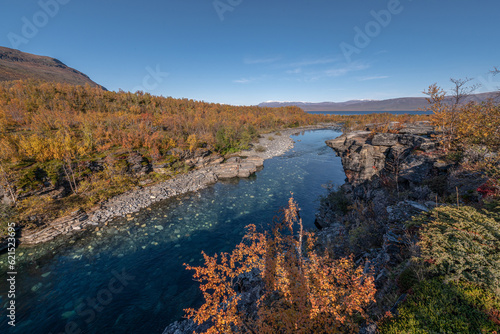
top-left (233, 75), bottom-right (268, 84)
top-left (359, 75), bottom-right (389, 81)
top-left (286, 68), bottom-right (302, 74)
top-left (285, 57), bottom-right (339, 68)
top-left (233, 78), bottom-right (252, 84)
top-left (307, 62), bottom-right (370, 81)
top-left (243, 56), bottom-right (281, 65)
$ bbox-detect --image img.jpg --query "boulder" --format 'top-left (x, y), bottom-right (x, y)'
top-left (0, 185), bottom-right (16, 205)
top-left (398, 154), bottom-right (434, 184)
top-left (127, 152), bottom-right (152, 175)
top-left (214, 156), bottom-right (263, 179)
top-left (371, 133), bottom-right (400, 146)
top-left (386, 200), bottom-right (430, 223)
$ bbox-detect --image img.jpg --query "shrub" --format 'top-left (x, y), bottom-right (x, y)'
top-left (17, 166), bottom-right (48, 192)
top-left (255, 145), bottom-right (266, 153)
top-left (320, 185), bottom-right (351, 215)
top-left (0, 204), bottom-right (16, 237)
top-left (396, 266), bottom-right (420, 293)
top-left (415, 205), bottom-right (500, 296)
top-left (379, 278), bottom-right (500, 333)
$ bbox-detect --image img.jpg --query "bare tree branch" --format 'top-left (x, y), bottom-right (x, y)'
top-left (449, 77), bottom-right (480, 110)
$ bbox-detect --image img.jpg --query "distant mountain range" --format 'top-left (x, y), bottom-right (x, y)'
top-left (0, 46), bottom-right (104, 89)
top-left (1, 46), bottom-right (498, 110)
top-left (258, 92), bottom-right (498, 112)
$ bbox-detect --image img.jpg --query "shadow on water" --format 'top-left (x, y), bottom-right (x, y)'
top-left (0, 129), bottom-right (345, 334)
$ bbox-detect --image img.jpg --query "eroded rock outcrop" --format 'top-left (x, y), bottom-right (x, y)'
top-left (325, 123), bottom-right (441, 186)
top-left (317, 122), bottom-right (460, 328)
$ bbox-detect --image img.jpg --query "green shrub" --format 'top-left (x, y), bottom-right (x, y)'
top-left (42, 160), bottom-right (64, 186)
top-left (446, 150), bottom-right (463, 163)
top-left (255, 145), bottom-right (266, 153)
top-left (0, 204), bottom-right (16, 237)
top-left (320, 186), bottom-right (351, 215)
top-left (379, 278), bottom-right (500, 333)
top-left (215, 126), bottom-right (254, 154)
top-left (415, 205), bottom-right (500, 296)
top-left (397, 266), bottom-right (420, 293)
top-left (17, 166), bottom-right (47, 191)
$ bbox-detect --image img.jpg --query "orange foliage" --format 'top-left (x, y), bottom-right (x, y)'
top-left (424, 83), bottom-right (500, 151)
top-left (456, 100), bottom-right (500, 149)
top-left (0, 80), bottom-right (330, 163)
top-left (185, 197), bottom-right (376, 334)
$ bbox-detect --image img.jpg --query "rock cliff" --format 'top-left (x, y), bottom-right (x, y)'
top-left (325, 122), bottom-right (441, 186)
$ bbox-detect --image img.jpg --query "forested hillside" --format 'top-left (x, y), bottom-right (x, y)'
top-left (0, 80), bottom-right (330, 235)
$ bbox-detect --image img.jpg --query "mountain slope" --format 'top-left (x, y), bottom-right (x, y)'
top-left (259, 92), bottom-right (498, 112)
top-left (0, 46), bottom-right (104, 89)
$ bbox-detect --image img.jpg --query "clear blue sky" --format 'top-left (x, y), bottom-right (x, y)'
top-left (1, 0), bottom-right (499, 105)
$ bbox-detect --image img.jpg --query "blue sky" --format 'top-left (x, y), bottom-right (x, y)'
top-left (1, 0), bottom-right (499, 105)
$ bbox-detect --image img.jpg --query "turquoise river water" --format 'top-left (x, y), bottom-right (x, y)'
top-left (0, 129), bottom-right (344, 333)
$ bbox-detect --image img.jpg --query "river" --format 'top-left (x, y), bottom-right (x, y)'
top-left (0, 129), bottom-right (345, 334)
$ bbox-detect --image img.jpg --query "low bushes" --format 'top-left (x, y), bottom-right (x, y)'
top-left (380, 278), bottom-right (500, 333)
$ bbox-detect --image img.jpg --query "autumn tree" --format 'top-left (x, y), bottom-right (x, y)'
top-left (185, 197), bottom-right (376, 334)
top-left (424, 78), bottom-right (478, 150)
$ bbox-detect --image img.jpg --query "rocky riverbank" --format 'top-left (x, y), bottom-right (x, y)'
top-left (163, 122), bottom-right (449, 334)
top-left (13, 124), bottom-right (340, 247)
top-left (314, 121), bottom-right (494, 330)
top-left (162, 120), bottom-right (493, 334)
top-left (316, 121), bottom-right (448, 269)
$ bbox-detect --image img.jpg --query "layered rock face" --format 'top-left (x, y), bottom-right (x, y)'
top-left (317, 122), bottom-right (457, 323)
top-left (325, 123), bottom-right (442, 186)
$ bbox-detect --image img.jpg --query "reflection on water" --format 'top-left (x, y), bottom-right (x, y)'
top-left (0, 129), bottom-right (345, 334)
